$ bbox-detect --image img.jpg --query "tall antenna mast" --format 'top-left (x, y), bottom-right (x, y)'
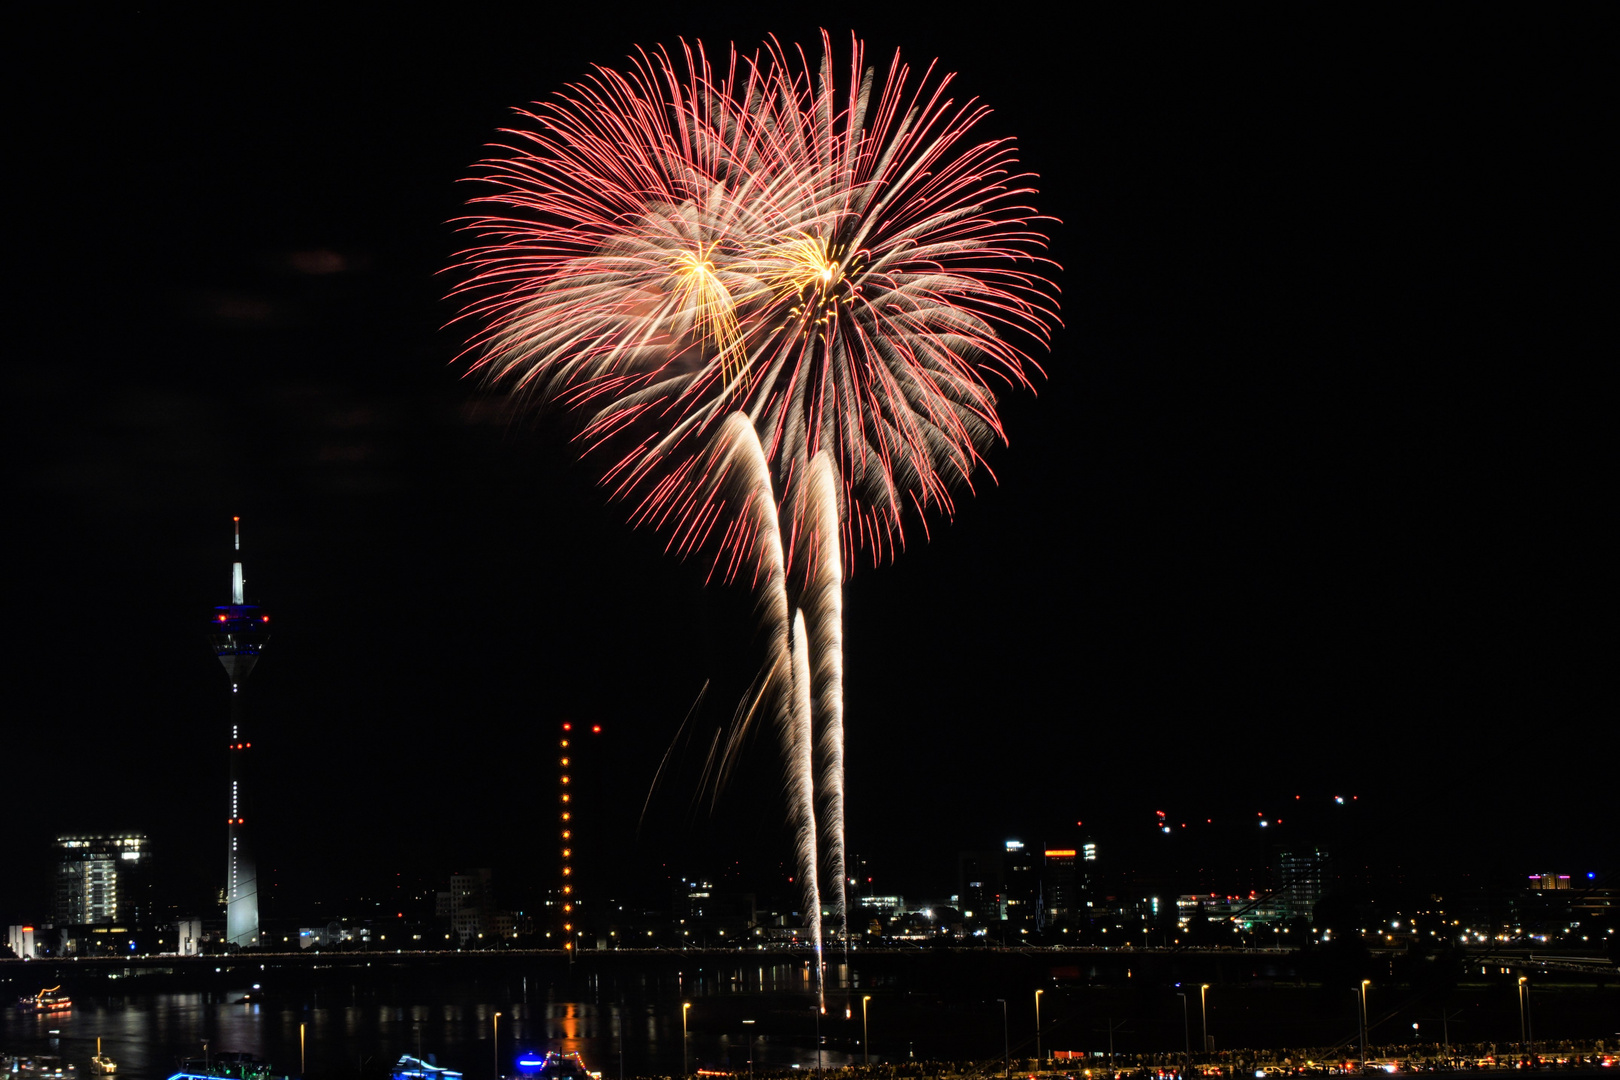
top-left (232, 516), bottom-right (245, 604)
top-left (209, 515), bottom-right (270, 948)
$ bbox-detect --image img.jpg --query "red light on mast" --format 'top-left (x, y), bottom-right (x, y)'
top-left (591, 724), bottom-right (601, 733)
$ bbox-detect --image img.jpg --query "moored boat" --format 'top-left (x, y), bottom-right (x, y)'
top-left (7, 1055), bottom-right (77, 1078)
top-left (392, 1055), bottom-right (463, 1080)
top-left (90, 1038), bottom-right (117, 1075)
top-left (15, 987), bottom-right (72, 1013)
top-left (513, 1051), bottom-right (600, 1080)
top-left (167, 1051), bottom-right (279, 1080)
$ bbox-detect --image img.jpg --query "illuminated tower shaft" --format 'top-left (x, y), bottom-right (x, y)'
top-left (209, 517), bottom-right (269, 948)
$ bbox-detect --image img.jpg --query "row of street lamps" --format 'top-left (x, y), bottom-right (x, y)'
top-left (490, 976), bottom-right (1540, 1078)
top-left (666, 983), bottom-right (1197, 1080)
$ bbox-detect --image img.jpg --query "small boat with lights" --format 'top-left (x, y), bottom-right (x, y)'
top-left (512, 1051), bottom-right (600, 1080)
top-left (166, 1051), bottom-right (280, 1080)
top-left (391, 1056), bottom-right (462, 1080)
top-left (90, 1039), bottom-right (118, 1075)
top-left (6, 1056), bottom-right (77, 1078)
top-left (15, 986), bottom-right (72, 1013)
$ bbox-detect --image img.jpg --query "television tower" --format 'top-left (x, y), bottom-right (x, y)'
top-left (208, 516), bottom-right (269, 947)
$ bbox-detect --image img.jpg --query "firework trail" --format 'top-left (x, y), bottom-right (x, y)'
top-left (803, 451), bottom-right (847, 945)
top-left (719, 417), bottom-right (823, 1002)
top-left (788, 606), bottom-right (822, 1000)
top-left (451, 32), bottom-right (1058, 975)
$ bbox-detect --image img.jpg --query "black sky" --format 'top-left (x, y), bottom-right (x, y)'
top-left (5, 8), bottom-right (1608, 918)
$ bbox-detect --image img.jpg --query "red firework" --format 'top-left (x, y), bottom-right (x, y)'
top-left (451, 31), bottom-right (1060, 574)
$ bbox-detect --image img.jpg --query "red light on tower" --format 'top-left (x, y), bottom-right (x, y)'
top-left (591, 724), bottom-right (601, 733)
top-left (562, 722), bottom-right (572, 731)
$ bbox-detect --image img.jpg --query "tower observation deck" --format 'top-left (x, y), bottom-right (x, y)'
top-left (209, 516), bottom-right (269, 948)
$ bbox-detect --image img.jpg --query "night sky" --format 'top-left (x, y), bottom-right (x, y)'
top-left (7, 9), bottom-right (1606, 920)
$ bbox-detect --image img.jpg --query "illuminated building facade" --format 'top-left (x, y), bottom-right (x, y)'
top-left (1044, 848), bottom-right (1078, 920)
top-left (1275, 848), bottom-right (1330, 922)
top-left (957, 849), bottom-right (1004, 924)
top-left (53, 833), bottom-right (152, 925)
top-left (1004, 839), bottom-right (1039, 927)
top-left (6, 925), bottom-right (38, 959)
top-left (449, 869), bottom-right (496, 944)
top-left (209, 517), bottom-right (269, 948)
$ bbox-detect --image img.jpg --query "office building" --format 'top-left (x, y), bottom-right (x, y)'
top-left (1044, 848), bottom-right (1078, 921)
top-left (53, 833), bottom-right (152, 925)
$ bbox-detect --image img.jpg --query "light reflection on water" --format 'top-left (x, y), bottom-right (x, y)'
top-left (0, 963), bottom-right (863, 1080)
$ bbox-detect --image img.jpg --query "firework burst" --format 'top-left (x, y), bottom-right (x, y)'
top-left (454, 31), bottom-right (1058, 570)
top-left (451, 31), bottom-right (1059, 985)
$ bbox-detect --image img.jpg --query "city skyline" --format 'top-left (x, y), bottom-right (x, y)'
top-left (6, 9), bottom-right (1606, 922)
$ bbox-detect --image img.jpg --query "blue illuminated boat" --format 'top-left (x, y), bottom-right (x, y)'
top-left (391, 1056), bottom-right (462, 1080)
top-left (513, 1051), bottom-right (599, 1080)
top-left (166, 1051), bottom-right (281, 1080)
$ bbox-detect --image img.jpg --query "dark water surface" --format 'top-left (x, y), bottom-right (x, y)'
top-left (5, 954), bottom-right (1615, 1080)
top-left (1, 961), bottom-right (867, 1080)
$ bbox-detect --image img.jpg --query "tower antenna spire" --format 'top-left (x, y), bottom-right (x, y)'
top-left (232, 516), bottom-right (245, 604)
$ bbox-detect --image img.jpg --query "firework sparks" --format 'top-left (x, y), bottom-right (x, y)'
top-left (453, 31), bottom-right (1058, 573)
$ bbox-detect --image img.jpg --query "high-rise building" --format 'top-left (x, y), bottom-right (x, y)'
top-left (1275, 848), bottom-right (1330, 923)
top-left (449, 868), bottom-right (496, 944)
top-left (53, 834), bottom-right (152, 925)
top-left (1004, 840), bottom-right (1039, 927)
top-left (208, 517), bottom-right (270, 948)
top-left (957, 849), bottom-right (1004, 924)
top-left (1044, 848), bottom-right (1078, 921)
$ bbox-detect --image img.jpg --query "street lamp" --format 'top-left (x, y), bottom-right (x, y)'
top-left (1360, 981), bottom-right (1371, 1064)
top-left (493, 1012), bottom-right (502, 1080)
top-left (1200, 984), bottom-right (1210, 1054)
top-left (814, 1003), bottom-right (823, 1080)
top-left (742, 1019), bottom-right (756, 1080)
top-left (862, 996), bottom-right (872, 1067)
top-left (996, 999), bottom-right (1009, 1080)
top-left (1176, 993), bottom-right (1189, 1074)
top-left (682, 1002), bottom-right (692, 1077)
top-left (1035, 989), bottom-right (1043, 1066)
top-left (1517, 977), bottom-right (1531, 1056)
